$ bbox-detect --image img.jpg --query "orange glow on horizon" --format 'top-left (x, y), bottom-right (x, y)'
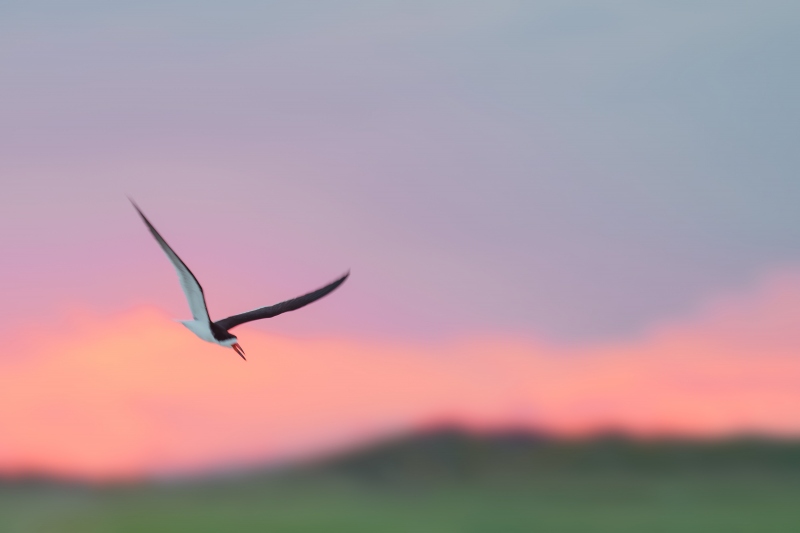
top-left (4, 270), bottom-right (800, 480)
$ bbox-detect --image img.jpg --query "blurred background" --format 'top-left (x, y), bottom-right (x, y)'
top-left (2, 0), bottom-right (800, 530)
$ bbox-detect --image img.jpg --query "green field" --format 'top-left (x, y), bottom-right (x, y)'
top-left (3, 429), bottom-right (800, 532)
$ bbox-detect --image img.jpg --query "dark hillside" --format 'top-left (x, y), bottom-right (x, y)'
top-left (308, 426), bottom-right (800, 484)
top-left (5, 427), bottom-right (800, 532)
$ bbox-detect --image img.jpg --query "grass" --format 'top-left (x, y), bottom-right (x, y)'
top-left (4, 429), bottom-right (800, 532)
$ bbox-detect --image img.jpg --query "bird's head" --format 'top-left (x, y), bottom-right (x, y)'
top-left (221, 336), bottom-right (246, 361)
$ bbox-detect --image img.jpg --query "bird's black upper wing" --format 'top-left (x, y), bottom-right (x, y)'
top-left (130, 198), bottom-right (212, 324)
top-left (214, 272), bottom-right (349, 331)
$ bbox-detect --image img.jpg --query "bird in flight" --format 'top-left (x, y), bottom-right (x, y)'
top-left (130, 199), bottom-right (348, 361)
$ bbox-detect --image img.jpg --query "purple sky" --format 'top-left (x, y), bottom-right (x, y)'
top-left (2, 1), bottom-right (800, 345)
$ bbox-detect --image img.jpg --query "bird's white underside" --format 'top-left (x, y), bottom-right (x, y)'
top-left (173, 268), bottom-right (210, 323)
top-left (179, 320), bottom-right (237, 347)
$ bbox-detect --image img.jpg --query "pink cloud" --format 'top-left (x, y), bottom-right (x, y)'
top-left (4, 269), bottom-right (800, 480)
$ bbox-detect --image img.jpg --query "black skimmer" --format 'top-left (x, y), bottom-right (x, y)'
top-left (130, 199), bottom-right (348, 361)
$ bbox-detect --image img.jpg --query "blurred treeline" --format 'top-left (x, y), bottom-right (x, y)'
top-left (4, 427), bottom-right (800, 532)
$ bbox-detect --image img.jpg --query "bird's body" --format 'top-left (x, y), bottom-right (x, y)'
top-left (180, 320), bottom-right (237, 346)
top-left (130, 200), bottom-right (348, 360)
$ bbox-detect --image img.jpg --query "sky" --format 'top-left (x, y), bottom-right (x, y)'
top-left (1, 1), bottom-right (800, 478)
top-left (5, 270), bottom-right (800, 479)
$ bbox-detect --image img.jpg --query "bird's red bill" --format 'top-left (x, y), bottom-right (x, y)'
top-left (232, 343), bottom-right (246, 361)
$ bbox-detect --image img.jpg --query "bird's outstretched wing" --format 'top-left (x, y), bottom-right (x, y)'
top-left (130, 199), bottom-right (211, 324)
top-left (214, 272), bottom-right (349, 331)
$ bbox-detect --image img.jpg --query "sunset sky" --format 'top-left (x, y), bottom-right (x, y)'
top-left (2, 1), bottom-right (800, 479)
